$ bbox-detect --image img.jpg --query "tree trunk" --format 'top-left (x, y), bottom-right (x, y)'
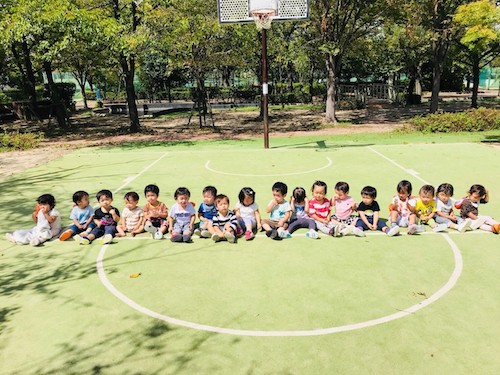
top-left (121, 55), bottom-right (140, 133)
top-left (43, 61), bottom-right (68, 128)
top-left (471, 56), bottom-right (480, 109)
top-left (325, 54), bottom-right (339, 123)
top-left (430, 40), bottom-right (444, 114)
top-left (21, 41), bottom-right (37, 106)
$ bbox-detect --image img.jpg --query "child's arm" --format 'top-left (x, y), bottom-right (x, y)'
top-left (371, 211), bottom-right (380, 230)
top-left (278, 210), bottom-right (292, 227)
top-left (233, 206), bottom-right (241, 218)
top-left (358, 211), bottom-right (371, 228)
top-left (304, 198), bottom-right (310, 214)
top-left (254, 208), bottom-right (262, 230)
top-left (109, 208), bottom-right (120, 223)
top-left (167, 216), bottom-right (174, 233)
top-left (189, 214), bottom-right (196, 230)
top-left (290, 197), bottom-right (296, 212)
top-left (157, 204), bottom-right (168, 219)
top-left (40, 206), bottom-right (57, 224)
top-left (83, 215), bottom-right (94, 229)
top-left (266, 199), bottom-right (279, 213)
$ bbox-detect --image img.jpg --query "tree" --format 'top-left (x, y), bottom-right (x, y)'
top-left (313, 0), bottom-right (387, 123)
top-left (454, 0), bottom-right (500, 108)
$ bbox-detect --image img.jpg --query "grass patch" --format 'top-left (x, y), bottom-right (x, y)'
top-left (408, 107), bottom-right (500, 132)
top-left (0, 131), bottom-right (44, 151)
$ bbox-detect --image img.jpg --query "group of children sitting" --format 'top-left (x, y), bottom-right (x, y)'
top-left (5, 180), bottom-right (499, 247)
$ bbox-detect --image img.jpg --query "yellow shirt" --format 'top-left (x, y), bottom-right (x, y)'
top-left (413, 199), bottom-right (436, 218)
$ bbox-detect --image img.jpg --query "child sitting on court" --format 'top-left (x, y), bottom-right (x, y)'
top-left (355, 186), bottom-right (400, 237)
top-left (143, 184), bottom-right (168, 240)
top-left (407, 184), bottom-right (438, 235)
top-left (211, 194), bottom-right (238, 243)
top-left (261, 181), bottom-right (292, 240)
top-left (6, 194), bottom-right (62, 246)
top-left (330, 181), bottom-right (364, 237)
top-left (194, 185), bottom-right (218, 238)
top-left (76, 189), bottom-right (120, 245)
top-left (234, 187), bottom-right (261, 240)
top-left (168, 187), bottom-right (196, 242)
top-left (388, 180), bottom-right (413, 229)
top-left (116, 192), bottom-right (144, 237)
top-left (434, 183), bottom-right (470, 233)
top-left (59, 190), bottom-right (95, 241)
top-left (285, 187), bottom-right (318, 239)
top-left (308, 180), bottom-right (343, 237)
top-left (460, 184), bottom-right (500, 234)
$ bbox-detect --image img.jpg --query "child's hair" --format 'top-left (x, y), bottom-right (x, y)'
top-left (311, 180), bottom-right (327, 194)
top-left (144, 184), bottom-right (160, 196)
top-left (419, 185), bottom-right (435, 197)
top-left (437, 183), bottom-right (454, 197)
top-left (72, 190), bottom-right (89, 204)
top-left (174, 187), bottom-right (191, 199)
top-left (292, 187), bottom-right (306, 203)
top-left (203, 185), bottom-right (217, 196)
top-left (272, 181), bottom-right (288, 195)
top-left (334, 181), bottom-right (349, 194)
top-left (397, 180), bottom-right (412, 195)
top-left (215, 194), bottom-right (229, 205)
top-left (361, 186), bottom-right (377, 199)
top-left (239, 187), bottom-right (255, 204)
top-left (124, 191), bottom-right (140, 202)
top-left (96, 189), bottom-right (113, 201)
top-left (468, 184), bottom-right (487, 203)
top-left (37, 194), bottom-right (56, 208)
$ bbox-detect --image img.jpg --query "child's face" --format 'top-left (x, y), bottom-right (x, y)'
top-left (242, 195), bottom-right (254, 206)
top-left (203, 192), bottom-right (215, 205)
top-left (99, 195), bottom-right (113, 210)
top-left (146, 192), bottom-right (158, 204)
top-left (272, 190), bottom-right (286, 204)
top-left (335, 189), bottom-right (348, 200)
top-left (125, 198), bottom-right (138, 210)
top-left (397, 190), bottom-right (409, 202)
top-left (361, 194), bottom-right (374, 205)
top-left (216, 198), bottom-right (229, 213)
top-left (176, 194), bottom-right (189, 208)
top-left (419, 192), bottom-right (434, 205)
top-left (437, 192), bottom-right (450, 204)
top-left (312, 185), bottom-right (326, 201)
top-left (469, 192), bottom-right (483, 203)
top-left (77, 195), bottom-right (90, 209)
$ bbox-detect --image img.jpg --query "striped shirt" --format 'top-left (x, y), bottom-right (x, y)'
top-left (212, 210), bottom-right (238, 230)
top-left (308, 198), bottom-right (331, 220)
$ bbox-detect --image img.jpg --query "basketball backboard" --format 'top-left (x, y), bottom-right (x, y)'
top-left (217, 0), bottom-right (309, 24)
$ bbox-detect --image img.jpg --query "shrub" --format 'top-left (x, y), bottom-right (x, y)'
top-left (409, 108), bottom-right (500, 132)
top-left (0, 131), bottom-right (44, 150)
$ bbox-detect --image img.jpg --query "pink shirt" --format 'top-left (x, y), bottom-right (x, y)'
top-left (333, 196), bottom-right (356, 220)
top-left (308, 198), bottom-right (331, 220)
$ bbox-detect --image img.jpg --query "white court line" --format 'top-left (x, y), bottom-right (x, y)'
top-left (113, 152), bottom-right (169, 194)
top-left (205, 158), bottom-right (332, 177)
top-left (367, 146), bottom-right (429, 184)
top-left (96, 233), bottom-right (463, 337)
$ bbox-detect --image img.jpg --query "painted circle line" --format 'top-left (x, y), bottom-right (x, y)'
top-left (96, 234), bottom-right (463, 337)
top-left (204, 157), bottom-right (332, 177)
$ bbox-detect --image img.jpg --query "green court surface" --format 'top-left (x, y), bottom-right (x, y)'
top-left (1, 133), bottom-right (499, 374)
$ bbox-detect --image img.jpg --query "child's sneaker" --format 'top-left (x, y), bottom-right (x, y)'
top-left (193, 228), bottom-right (201, 237)
top-left (200, 229), bottom-right (211, 238)
top-left (59, 229), bottom-right (73, 241)
top-left (182, 234), bottom-right (192, 242)
top-left (340, 225), bottom-right (353, 236)
top-left (457, 220), bottom-right (471, 233)
top-left (79, 237), bottom-right (90, 245)
top-left (171, 233), bottom-right (183, 242)
top-left (244, 230), bottom-right (254, 240)
top-left (235, 226), bottom-right (243, 237)
top-left (5, 233), bottom-right (15, 243)
top-left (305, 229), bottom-right (319, 239)
top-left (30, 237), bottom-right (41, 247)
top-left (154, 230), bottom-right (163, 240)
top-left (352, 227), bottom-right (366, 237)
top-left (212, 233), bottom-right (221, 242)
top-left (416, 225), bottom-right (426, 233)
top-left (99, 234), bottom-right (113, 244)
top-left (331, 225), bottom-right (342, 237)
top-left (269, 229), bottom-right (282, 241)
top-left (278, 230), bottom-right (291, 239)
top-left (224, 232), bottom-right (236, 243)
top-left (470, 217), bottom-right (487, 230)
top-left (144, 223), bottom-right (156, 236)
top-left (386, 225), bottom-right (400, 237)
top-left (407, 224), bottom-right (417, 235)
top-left (432, 224), bottom-right (448, 233)
top-left (492, 223), bottom-right (500, 234)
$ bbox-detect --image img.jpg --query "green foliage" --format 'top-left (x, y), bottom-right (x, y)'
top-left (0, 131), bottom-right (44, 150)
top-left (409, 107), bottom-right (500, 132)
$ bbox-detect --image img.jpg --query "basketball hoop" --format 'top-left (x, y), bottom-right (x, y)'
top-left (249, 0), bottom-right (278, 29)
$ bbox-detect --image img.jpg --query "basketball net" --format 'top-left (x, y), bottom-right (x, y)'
top-left (250, 9), bottom-right (276, 30)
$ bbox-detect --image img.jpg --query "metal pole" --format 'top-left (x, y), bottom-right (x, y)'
top-left (262, 28), bottom-right (269, 149)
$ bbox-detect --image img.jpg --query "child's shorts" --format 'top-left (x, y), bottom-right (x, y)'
top-left (331, 215), bottom-right (357, 225)
top-left (148, 218), bottom-right (168, 228)
top-left (261, 219), bottom-right (286, 229)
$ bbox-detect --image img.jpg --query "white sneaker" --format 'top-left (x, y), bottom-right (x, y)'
top-left (30, 237), bottom-right (41, 246)
top-left (432, 224), bottom-right (448, 233)
top-left (99, 234), bottom-right (113, 244)
top-left (407, 224), bottom-right (417, 235)
top-left (212, 233), bottom-right (221, 242)
top-left (193, 228), bottom-right (201, 237)
top-left (457, 220), bottom-right (471, 233)
top-left (5, 233), bottom-right (16, 243)
top-left (416, 225), bottom-right (426, 233)
top-left (305, 229), bottom-right (319, 239)
top-left (144, 223), bottom-right (156, 234)
top-left (386, 225), bottom-right (400, 237)
top-left (154, 230), bottom-right (163, 240)
top-left (340, 225), bottom-right (353, 236)
top-left (200, 229), bottom-right (211, 238)
top-left (352, 227), bottom-right (366, 237)
top-left (224, 232), bottom-right (236, 243)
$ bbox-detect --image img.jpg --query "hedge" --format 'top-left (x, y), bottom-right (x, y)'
top-left (409, 107), bottom-right (500, 132)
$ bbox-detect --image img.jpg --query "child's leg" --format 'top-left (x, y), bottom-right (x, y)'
top-left (389, 211), bottom-right (399, 226)
top-left (181, 223), bottom-right (193, 242)
top-left (59, 224), bottom-right (78, 241)
top-left (116, 226), bottom-right (126, 237)
top-left (315, 221), bottom-right (331, 235)
top-left (12, 228), bottom-right (35, 245)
